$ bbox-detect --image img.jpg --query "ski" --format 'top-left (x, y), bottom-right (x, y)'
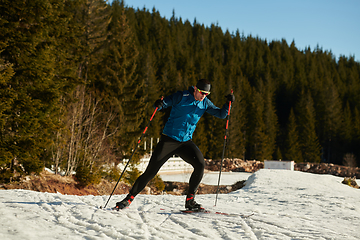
top-left (180, 209), bottom-right (254, 218)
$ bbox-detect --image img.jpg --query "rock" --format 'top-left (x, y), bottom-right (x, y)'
top-left (205, 158), bottom-right (263, 173)
top-left (296, 162), bottom-right (360, 179)
top-left (342, 177), bottom-right (359, 189)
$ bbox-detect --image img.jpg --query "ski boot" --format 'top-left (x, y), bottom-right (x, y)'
top-left (114, 194), bottom-right (134, 211)
top-left (185, 194), bottom-right (204, 211)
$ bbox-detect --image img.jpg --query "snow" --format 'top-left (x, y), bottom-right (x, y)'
top-left (1, 169), bottom-right (360, 240)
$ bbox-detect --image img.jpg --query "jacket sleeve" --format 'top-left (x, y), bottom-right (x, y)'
top-left (156, 91), bottom-right (183, 110)
top-left (205, 100), bottom-right (230, 119)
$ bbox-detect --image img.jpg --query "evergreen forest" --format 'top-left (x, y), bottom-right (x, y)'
top-left (1, 0), bottom-right (360, 184)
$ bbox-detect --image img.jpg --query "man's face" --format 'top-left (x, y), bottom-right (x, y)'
top-left (194, 86), bottom-right (209, 101)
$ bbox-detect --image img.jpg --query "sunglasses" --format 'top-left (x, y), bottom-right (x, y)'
top-left (197, 89), bottom-right (210, 96)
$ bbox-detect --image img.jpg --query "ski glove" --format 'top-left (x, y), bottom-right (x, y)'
top-left (225, 94), bottom-right (235, 103)
top-left (154, 99), bottom-right (164, 109)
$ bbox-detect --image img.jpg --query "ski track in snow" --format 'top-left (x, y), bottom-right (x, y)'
top-left (1, 169), bottom-right (360, 240)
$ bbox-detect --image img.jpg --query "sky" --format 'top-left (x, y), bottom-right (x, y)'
top-left (1, 169), bottom-right (360, 239)
top-left (119, 0), bottom-right (360, 62)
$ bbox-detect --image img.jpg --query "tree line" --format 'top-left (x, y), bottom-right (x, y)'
top-left (1, 0), bottom-right (359, 184)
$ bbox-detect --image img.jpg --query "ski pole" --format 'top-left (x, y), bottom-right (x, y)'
top-left (214, 90), bottom-right (233, 206)
top-left (102, 97), bottom-right (163, 209)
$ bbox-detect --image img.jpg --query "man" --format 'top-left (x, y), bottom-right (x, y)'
top-left (115, 79), bottom-right (235, 210)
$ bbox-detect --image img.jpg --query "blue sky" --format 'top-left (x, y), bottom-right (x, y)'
top-left (118, 0), bottom-right (360, 62)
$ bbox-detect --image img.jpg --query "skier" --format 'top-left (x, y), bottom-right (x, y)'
top-left (115, 79), bottom-right (235, 211)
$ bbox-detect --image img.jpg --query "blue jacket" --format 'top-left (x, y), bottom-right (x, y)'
top-left (158, 86), bottom-right (230, 142)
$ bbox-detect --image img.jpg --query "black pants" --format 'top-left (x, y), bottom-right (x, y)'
top-left (129, 135), bottom-right (205, 197)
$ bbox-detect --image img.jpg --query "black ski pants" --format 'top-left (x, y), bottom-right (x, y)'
top-left (129, 134), bottom-right (205, 197)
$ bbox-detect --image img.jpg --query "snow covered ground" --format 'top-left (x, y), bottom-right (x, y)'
top-left (1, 169), bottom-right (359, 240)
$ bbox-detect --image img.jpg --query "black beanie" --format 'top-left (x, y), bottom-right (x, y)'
top-left (196, 79), bottom-right (211, 92)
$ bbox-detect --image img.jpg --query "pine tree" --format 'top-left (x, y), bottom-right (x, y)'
top-left (262, 76), bottom-right (278, 159)
top-left (192, 117), bottom-right (209, 158)
top-left (131, 8), bottom-right (163, 146)
top-left (149, 7), bottom-right (176, 95)
top-left (222, 32), bottom-right (246, 160)
top-left (316, 79), bottom-right (343, 163)
top-left (226, 80), bottom-right (246, 160)
top-left (0, 0), bottom-right (70, 175)
top-left (237, 76), bottom-right (253, 160)
top-left (342, 102), bottom-right (353, 143)
top-left (249, 87), bottom-right (271, 160)
top-left (137, 49), bottom-right (163, 145)
top-left (58, 0), bottom-right (112, 176)
top-left (353, 107), bottom-right (360, 143)
top-left (206, 59), bottom-right (226, 159)
top-left (75, 0), bottom-right (110, 82)
top-left (105, 0), bottom-right (144, 163)
top-left (285, 108), bottom-right (303, 162)
top-left (297, 91), bottom-right (321, 163)
top-left (0, 51), bottom-right (15, 178)
top-left (192, 22), bottom-right (210, 79)
top-left (353, 107), bottom-right (360, 167)
top-left (344, 57), bottom-right (360, 110)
